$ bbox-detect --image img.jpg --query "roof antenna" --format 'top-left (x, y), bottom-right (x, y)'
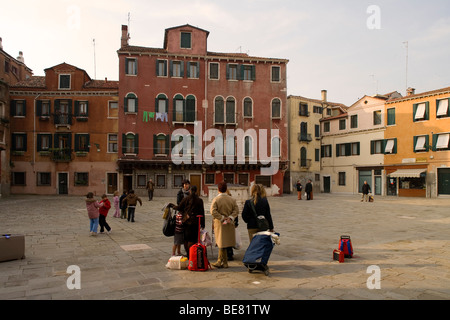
top-left (93, 38), bottom-right (96, 79)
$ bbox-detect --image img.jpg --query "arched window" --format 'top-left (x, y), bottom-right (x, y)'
top-left (125, 93), bottom-right (138, 113)
top-left (271, 137), bottom-right (280, 158)
top-left (271, 98), bottom-right (281, 119)
top-left (156, 94), bottom-right (168, 113)
top-left (243, 97), bottom-right (253, 118)
top-left (300, 147), bottom-right (307, 167)
top-left (123, 132), bottom-right (138, 154)
top-left (214, 96), bottom-right (224, 124)
top-left (226, 97), bottom-right (236, 124)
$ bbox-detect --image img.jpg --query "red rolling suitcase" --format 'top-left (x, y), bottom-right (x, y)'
top-left (188, 216), bottom-right (211, 271)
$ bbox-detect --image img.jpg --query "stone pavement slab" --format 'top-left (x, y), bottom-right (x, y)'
top-left (1, 193), bottom-right (450, 300)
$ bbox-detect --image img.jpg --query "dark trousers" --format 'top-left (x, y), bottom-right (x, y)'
top-left (128, 206), bottom-right (136, 222)
top-left (99, 215), bottom-right (111, 232)
top-left (147, 190), bottom-right (153, 200)
top-left (306, 192), bottom-right (311, 200)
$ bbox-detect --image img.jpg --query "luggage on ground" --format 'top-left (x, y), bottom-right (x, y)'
top-left (339, 235), bottom-right (353, 258)
top-left (166, 256), bottom-right (188, 269)
top-left (0, 234), bottom-right (25, 262)
top-left (243, 231), bottom-right (280, 276)
top-left (188, 216), bottom-right (211, 271)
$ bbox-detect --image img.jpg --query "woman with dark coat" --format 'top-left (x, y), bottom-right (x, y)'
top-left (241, 184), bottom-right (274, 242)
top-left (170, 185), bottom-right (205, 257)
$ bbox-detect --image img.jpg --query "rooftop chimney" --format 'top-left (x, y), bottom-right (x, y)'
top-left (17, 51), bottom-right (24, 63)
top-left (406, 87), bottom-right (415, 96)
top-left (0, 37), bottom-right (3, 50)
top-left (321, 90), bottom-right (327, 102)
top-left (121, 25), bottom-right (129, 48)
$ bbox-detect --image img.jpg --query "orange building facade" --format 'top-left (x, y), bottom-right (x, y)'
top-left (384, 87), bottom-right (450, 197)
top-left (9, 63), bottom-right (119, 196)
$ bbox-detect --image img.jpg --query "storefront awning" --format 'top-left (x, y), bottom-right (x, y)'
top-left (388, 168), bottom-right (426, 178)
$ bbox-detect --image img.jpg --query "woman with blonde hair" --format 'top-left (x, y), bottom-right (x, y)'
top-left (241, 184), bottom-right (274, 241)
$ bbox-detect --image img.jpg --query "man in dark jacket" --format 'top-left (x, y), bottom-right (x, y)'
top-left (361, 181), bottom-right (371, 202)
top-left (305, 179), bottom-right (313, 200)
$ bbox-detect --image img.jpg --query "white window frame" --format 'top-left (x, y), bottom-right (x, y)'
top-left (58, 74), bottom-right (71, 90)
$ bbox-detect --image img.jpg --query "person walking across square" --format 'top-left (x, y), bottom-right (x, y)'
top-left (99, 194), bottom-right (112, 234)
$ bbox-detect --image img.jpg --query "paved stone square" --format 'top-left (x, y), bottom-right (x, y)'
top-left (0, 193), bottom-right (449, 300)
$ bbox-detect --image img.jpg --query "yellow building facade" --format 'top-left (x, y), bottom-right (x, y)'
top-left (287, 91), bottom-right (347, 193)
top-left (384, 87), bottom-right (450, 197)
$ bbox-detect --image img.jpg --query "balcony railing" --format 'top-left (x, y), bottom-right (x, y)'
top-left (300, 159), bottom-right (312, 169)
top-left (298, 133), bottom-right (312, 142)
top-left (50, 148), bottom-right (73, 162)
top-left (53, 113), bottom-right (72, 125)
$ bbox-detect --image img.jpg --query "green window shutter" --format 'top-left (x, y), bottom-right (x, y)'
top-left (393, 138), bottom-right (397, 154)
top-left (413, 104), bottom-right (417, 122)
top-left (413, 136), bottom-right (418, 153)
top-left (23, 100), bottom-right (26, 117)
top-left (425, 135), bottom-right (429, 152)
top-left (10, 100), bottom-right (16, 116)
top-left (425, 101), bottom-right (430, 120)
top-left (156, 60), bottom-right (159, 76)
top-left (36, 100), bottom-right (42, 117)
top-left (432, 134), bottom-right (438, 151)
top-left (180, 61), bottom-right (184, 77)
top-left (134, 134), bottom-right (139, 154)
top-left (165, 135), bottom-right (170, 155)
top-left (11, 133), bottom-right (17, 150)
top-left (370, 140), bottom-right (374, 154)
top-left (226, 64), bottom-right (230, 79)
top-left (239, 65), bottom-right (244, 80)
top-left (345, 143), bottom-right (351, 156)
top-left (196, 62), bottom-right (200, 78)
top-left (122, 134), bottom-right (126, 154)
top-left (135, 97), bottom-right (138, 113)
top-left (124, 97), bottom-right (128, 112)
top-left (321, 146), bottom-right (324, 158)
top-left (23, 134), bottom-right (27, 151)
top-left (74, 134), bottom-right (80, 151)
top-left (251, 65), bottom-right (256, 81)
top-left (169, 61), bottom-right (173, 77)
top-left (153, 135), bottom-right (157, 155)
top-left (336, 144), bottom-right (340, 157)
top-left (37, 134), bottom-right (42, 151)
top-left (185, 96), bottom-right (195, 122)
top-left (74, 101), bottom-right (79, 117)
top-left (125, 58), bottom-right (129, 74)
top-left (356, 142), bottom-right (360, 155)
top-left (186, 62), bottom-right (191, 78)
top-left (68, 100), bottom-right (73, 125)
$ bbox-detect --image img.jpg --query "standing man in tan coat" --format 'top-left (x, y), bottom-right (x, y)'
top-left (210, 181), bottom-right (239, 268)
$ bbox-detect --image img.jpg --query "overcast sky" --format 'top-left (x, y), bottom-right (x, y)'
top-left (1, 0), bottom-right (449, 105)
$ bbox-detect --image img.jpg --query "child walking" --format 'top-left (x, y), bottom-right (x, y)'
top-left (99, 194), bottom-right (112, 234)
top-left (172, 210), bottom-right (184, 256)
top-left (113, 190), bottom-right (120, 218)
top-left (85, 192), bottom-right (102, 236)
top-left (119, 190), bottom-right (128, 219)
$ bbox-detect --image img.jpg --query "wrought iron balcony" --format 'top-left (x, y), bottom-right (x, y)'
top-left (300, 159), bottom-right (312, 168)
top-left (50, 148), bottom-right (73, 162)
top-left (298, 133), bottom-right (312, 142)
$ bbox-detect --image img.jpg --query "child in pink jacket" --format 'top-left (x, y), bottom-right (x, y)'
top-left (113, 190), bottom-right (120, 217)
top-left (86, 192), bottom-right (102, 236)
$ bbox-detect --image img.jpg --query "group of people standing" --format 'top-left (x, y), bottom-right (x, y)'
top-left (295, 179), bottom-right (313, 200)
top-left (85, 190), bottom-right (143, 236)
top-left (167, 179), bottom-right (274, 269)
top-left (85, 179), bottom-right (275, 270)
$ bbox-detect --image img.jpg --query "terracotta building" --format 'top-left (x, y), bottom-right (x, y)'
top-left (117, 24), bottom-right (289, 197)
top-left (9, 63), bottom-right (119, 196)
top-left (0, 37), bottom-right (33, 196)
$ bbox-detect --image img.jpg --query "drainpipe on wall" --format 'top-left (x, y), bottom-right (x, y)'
top-left (33, 93), bottom-right (41, 171)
